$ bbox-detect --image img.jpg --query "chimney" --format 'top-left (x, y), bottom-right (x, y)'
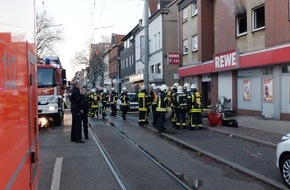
top-left (148, 0), bottom-right (159, 15)
top-left (111, 33), bottom-right (116, 46)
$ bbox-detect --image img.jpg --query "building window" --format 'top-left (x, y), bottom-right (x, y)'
top-left (183, 39), bottom-right (188, 55)
top-left (192, 1), bottom-right (198, 16)
top-left (154, 34), bottom-right (157, 50)
top-left (252, 5), bottom-right (265, 31)
top-left (262, 68), bottom-right (273, 75)
top-left (191, 35), bottom-right (198, 52)
top-left (156, 63), bottom-right (161, 74)
top-left (158, 32), bottom-right (161, 49)
top-left (183, 7), bottom-right (188, 22)
top-left (289, 0), bottom-right (290, 20)
top-left (282, 65), bottom-right (290, 73)
top-left (237, 14), bottom-right (247, 36)
top-left (151, 65), bottom-right (155, 74)
top-left (126, 58), bottom-right (128, 67)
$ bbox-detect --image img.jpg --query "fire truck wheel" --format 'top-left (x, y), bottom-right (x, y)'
top-left (53, 111), bottom-right (63, 126)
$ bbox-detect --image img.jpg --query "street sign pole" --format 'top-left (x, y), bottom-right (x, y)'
top-left (144, 0), bottom-right (149, 92)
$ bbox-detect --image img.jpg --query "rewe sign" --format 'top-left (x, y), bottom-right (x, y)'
top-left (214, 50), bottom-right (239, 71)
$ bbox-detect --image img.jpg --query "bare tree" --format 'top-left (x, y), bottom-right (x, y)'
top-left (73, 44), bottom-right (109, 88)
top-left (36, 10), bottom-right (63, 60)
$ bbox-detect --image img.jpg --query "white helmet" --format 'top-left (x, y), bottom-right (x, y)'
top-left (150, 83), bottom-right (156, 90)
top-left (140, 85), bottom-right (146, 91)
top-left (103, 88), bottom-right (108, 93)
top-left (173, 83), bottom-right (179, 88)
top-left (111, 88), bottom-right (115, 92)
top-left (160, 84), bottom-right (168, 92)
top-left (122, 87), bottom-right (127, 93)
top-left (191, 83), bottom-right (198, 89)
top-left (177, 85), bottom-right (183, 93)
top-left (183, 83), bottom-right (190, 91)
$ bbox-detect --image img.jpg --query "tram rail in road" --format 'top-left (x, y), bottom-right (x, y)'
top-left (89, 119), bottom-right (196, 190)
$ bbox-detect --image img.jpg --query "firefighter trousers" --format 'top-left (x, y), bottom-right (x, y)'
top-left (139, 110), bottom-right (148, 125)
top-left (190, 112), bottom-right (202, 128)
top-left (157, 112), bottom-right (166, 132)
top-left (151, 104), bottom-right (158, 124)
top-left (176, 108), bottom-right (187, 129)
top-left (121, 106), bottom-right (128, 120)
top-left (111, 103), bottom-right (117, 116)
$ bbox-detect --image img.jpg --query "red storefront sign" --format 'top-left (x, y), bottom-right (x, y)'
top-left (168, 52), bottom-right (180, 65)
top-left (214, 50), bottom-right (239, 71)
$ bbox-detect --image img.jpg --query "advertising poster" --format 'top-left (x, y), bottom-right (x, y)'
top-left (264, 78), bottom-right (273, 102)
top-left (242, 79), bottom-right (251, 101)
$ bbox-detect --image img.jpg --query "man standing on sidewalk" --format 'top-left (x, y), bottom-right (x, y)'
top-left (81, 88), bottom-right (89, 140)
top-left (110, 88), bottom-right (118, 116)
top-left (70, 81), bottom-right (84, 143)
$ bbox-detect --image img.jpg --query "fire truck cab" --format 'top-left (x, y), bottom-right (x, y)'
top-left (37, 56), bottom-right (67, 126)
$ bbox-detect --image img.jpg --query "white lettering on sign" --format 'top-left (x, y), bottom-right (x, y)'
top-left (214, 51), bottom-right (238, 71)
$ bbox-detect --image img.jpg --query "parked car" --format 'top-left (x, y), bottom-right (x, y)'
top-left (116, 92), bottom-right (139, 111)
top-left (276, 133), bottom-right (290, 188)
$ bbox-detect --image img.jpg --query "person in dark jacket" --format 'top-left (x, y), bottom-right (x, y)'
top-left (70, 81), bottom-right (84, 143)
top-left (110, 88), bottom-right (118, 116)
top-left (156, 84), bottom-right (168, 133)
top-left (81, 88), bottom-right (89, 140)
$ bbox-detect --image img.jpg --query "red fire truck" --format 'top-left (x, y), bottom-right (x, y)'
top-left (37, 56), bottom-right (66, 126)
top-left (0, 1), bottom-right (40, 190)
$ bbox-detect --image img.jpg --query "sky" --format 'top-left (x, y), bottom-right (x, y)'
top-left (36, 0), bottom-right (145, 80)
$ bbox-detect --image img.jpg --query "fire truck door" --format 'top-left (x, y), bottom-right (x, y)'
top-left (28, 44), bottom-right (40, 187)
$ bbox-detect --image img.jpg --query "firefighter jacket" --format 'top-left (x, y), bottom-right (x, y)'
top-left (110, 92), bottom-right (118, 105)
top-left (120, 92), bottom-right (129, 107)
top-left (175, 92), bottom-right (187, 109)
top-left (167, 90), bottom-right (172, 105)
top-left (90, 93), bottom-right (100, 109)
top-left (138, 91), bottom-right (150, 111)
top-left (150, 90), bottom-right (157, 105)
top-left (101, 93), bottom-right (109, 104)
top-left (156, 91), bottom-right (168, 112)
top-left (190, 91), bottom-right (202, 112)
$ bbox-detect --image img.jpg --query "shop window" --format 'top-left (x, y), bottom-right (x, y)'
top-left (192, 1), bottom-right (198, 17)
top-left (183, 39), bottom-right (188, 55)
top-left (191, 35), bottom-right (198, 52)
top-left (252, 5), bottom-right (265, 31)
top-left (156, 63), bottom-right (161, 74)
top-left (282, 65), bottom-right (290, 73)
top-left (262, 68), bottom-right (273, 75)
top-left (183, 6), bottom-right (188, 22)
top-left (237, 13), bottom-right (247, 36)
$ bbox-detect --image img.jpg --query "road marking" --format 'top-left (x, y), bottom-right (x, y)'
top-left (51, 157), bottom-right (63, 190)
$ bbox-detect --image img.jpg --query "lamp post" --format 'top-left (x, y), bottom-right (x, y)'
top-left (144, 0), bottom-right (149, 92)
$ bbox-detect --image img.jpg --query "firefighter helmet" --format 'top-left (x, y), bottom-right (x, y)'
top-left (150, 83), bottom-right (157, 90)
top-left (173, 83), bottom-right (179, 88)
top-left (103, 88), bottom-right (108, 93)
top-left (183, 83), bottom-right (190, 91)
top-left (160, 84), bottom-right (168, 92)
top-left (122, 87), bottom-right (127, 93)
top-left (177, 85), bottom-right (183, 93)
top-left (191, 83), bottom-right (198, 89)
top-left (140, 85), bottom-right (146, 91)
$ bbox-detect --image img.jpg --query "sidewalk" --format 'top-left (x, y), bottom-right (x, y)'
top-left (206, 115), bottom-right (290, 147)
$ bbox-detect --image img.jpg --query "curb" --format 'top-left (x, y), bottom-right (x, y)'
top-left (207, 127), bottom-right (277, 148)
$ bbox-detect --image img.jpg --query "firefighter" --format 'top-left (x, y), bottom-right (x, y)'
top-left (101, 88), bottom-right (109, 117)
top-left (175, 85), bottom-right (187, 129)
top-left (120, 87), bottom-right (129, 120)
top-left (189, 83), bottom-right (203, 129)
top-left (110, 88), bottom-right (118, 116)
top-left (89, 89), bottom-right (100, 118)
top-left (150, 83), bottom-right (158, 125)
top-left (183, 83), bottom-right (192, 126)
top-left (171, 84), bottom-right (178, 127)
top-left (138, 85), bottom-right (150, 125)
top-left (156, 84), bottom-right (168, 133)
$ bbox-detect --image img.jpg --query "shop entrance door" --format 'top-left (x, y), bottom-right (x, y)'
top-left (202, 82), bottom-right (211, 107)
top-left (262, 77), bottom-right (275, 118)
